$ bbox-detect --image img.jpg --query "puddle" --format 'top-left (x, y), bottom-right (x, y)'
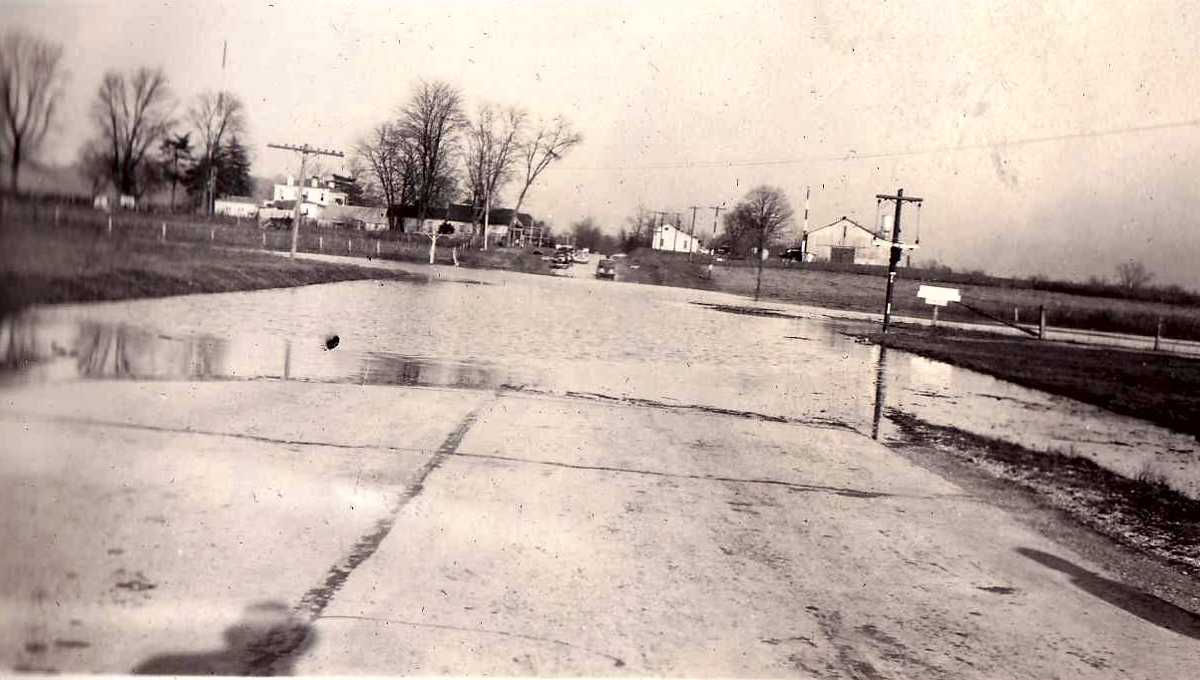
top-left (0, 315), bottom-right (517, 391)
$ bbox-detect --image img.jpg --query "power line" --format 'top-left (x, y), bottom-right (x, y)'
top-left (559, 117), bottom-right (1200, 172)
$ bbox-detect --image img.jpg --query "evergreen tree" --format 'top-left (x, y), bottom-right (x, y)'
top-left (183, 136), bottom-right (253, 208)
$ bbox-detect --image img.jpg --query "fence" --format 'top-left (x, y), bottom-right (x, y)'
top-left (0, 198), bottom-right (545, 273)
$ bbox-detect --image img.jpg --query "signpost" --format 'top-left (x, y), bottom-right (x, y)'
top-left (917, 285), bottom-right (961, 326)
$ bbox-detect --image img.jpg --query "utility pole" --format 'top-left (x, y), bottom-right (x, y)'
top-left (801, 185), bottom-right (810, 261)
top-left (688, 206), bottom-right (702, 261)
top-left (267, 143), bottom-right (344, 258)
top-left (709, 205), bottom-right (724, 235)
top-left (875, 188), bottom-right (924, 334)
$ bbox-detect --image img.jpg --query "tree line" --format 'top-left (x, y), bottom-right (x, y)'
top-left (354, 80), bottom-right (581, 238)
top-left (1, 29), bottom-right (253, 213)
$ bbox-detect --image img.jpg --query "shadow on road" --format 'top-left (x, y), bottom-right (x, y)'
top-left (1017, 547), bottom-right (1200, 640)
top-left (131, 601), bottom-right (315, 675)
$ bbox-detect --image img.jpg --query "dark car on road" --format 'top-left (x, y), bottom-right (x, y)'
top-left (595, 258), bottom-right (616, 280)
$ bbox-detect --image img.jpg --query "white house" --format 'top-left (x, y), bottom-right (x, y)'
top-left (272, 176), bottom-right (348, 209)
top-left (213, 196), bottom-right (260, 219)
top-left (652, 222), bottom-right (705, 254)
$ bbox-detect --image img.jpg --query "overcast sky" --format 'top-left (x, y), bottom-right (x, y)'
top-left (10, 0), bottom-right (1200, 286)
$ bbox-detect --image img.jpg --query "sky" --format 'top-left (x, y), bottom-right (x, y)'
top-left (9, 0), bottom-right (1200, 287)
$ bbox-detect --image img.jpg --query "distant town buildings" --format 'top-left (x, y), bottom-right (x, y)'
top-left (390, 204), bottom-right (533, 242)
top-left (270, 176), bottom-right (348, 221)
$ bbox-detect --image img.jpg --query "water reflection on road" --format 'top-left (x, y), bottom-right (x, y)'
top-left (2, 267), bottom-right (1197, 496)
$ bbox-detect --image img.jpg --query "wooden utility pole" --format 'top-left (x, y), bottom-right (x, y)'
top-left (709, 205), bottom-right (724, 237)
top-left (267, 143), bottom-right (344, 257)
top-left (875, 188), bottom-right (924, 334)
top-left (688, 206), bottom-right (702, 261)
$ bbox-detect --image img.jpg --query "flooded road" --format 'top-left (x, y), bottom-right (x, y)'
top-left (6, 265), bottom-right (1200, 676)
top-left (3, 265), bottom-right (1198, 496)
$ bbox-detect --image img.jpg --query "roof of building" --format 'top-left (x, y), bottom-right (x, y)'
top-left (389, 203), bottom-right (532, 226)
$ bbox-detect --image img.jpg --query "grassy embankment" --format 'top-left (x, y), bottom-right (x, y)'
top-left (0, 218), bottom-right (428, 314)
top-left (613, 249), bottom-right (1200, 342)
top-left (869, 325), bottom-right (1200, 438)
top-left (0, 204), bottom-right (552, 313)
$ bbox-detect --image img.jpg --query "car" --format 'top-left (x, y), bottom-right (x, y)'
top-left (595, 259), bottom-right (616, 280)
top-left (780, 247), bottom-right (805, 262)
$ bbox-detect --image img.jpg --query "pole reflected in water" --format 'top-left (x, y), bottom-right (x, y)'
top-left (872, 345), bottom-right (889, 440)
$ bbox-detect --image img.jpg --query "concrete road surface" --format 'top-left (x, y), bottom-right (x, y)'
top-left (2, 380), bottom-right (1198, 677)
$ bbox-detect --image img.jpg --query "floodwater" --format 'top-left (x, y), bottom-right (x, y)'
top-left (3, 265), bottom-right (1198, 497)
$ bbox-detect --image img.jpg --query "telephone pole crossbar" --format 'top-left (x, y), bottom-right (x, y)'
top-left (267, 143), bottom-right (345, 258)
top-left (875, 188), bottom-right (924, 334)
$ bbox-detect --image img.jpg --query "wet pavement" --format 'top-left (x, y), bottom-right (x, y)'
top-left (2, 263), bottom-right (1199, 675)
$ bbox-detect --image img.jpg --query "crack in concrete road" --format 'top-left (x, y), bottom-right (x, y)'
top-left (240, 393), bottom-right (500, 674)
top-left (314, 614), bottom-right (627, 668)
top-left (0, 410), bottom-right (435, 455)
top-left (449, 449), bottom-right (976, 502)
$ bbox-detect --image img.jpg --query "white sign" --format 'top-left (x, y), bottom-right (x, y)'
top-left (917, 285), bottom-right (961, 307)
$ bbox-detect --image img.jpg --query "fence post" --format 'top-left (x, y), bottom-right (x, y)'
top-left (262, 232), bottom-right (266, 248)
top-left (1038, 305), bottom-right (1046, 340)
top-left (54, 205), bottom-right (60, 224)
top-left (375, 240), bottom-right (380, 257)
top-left (107, 215), bottom-right (113, 235)
top-left (318, 236), bottom-right (323, 252)
top-left (1154, 317), bottom-right (1163, 351)
top-left (347, 238), bottom-right (352, 254)
top-left (161, 222), bottom-right (166, 242)
top-left (1013, 307), bottom-right (1019, 324)
top-left (210, 227), bottom-right (215, 242)
top-left (931, 306), bottom-right (939, 327)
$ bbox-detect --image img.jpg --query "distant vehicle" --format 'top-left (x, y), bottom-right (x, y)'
top-left (595, 258), bottom-right (616, 280)
top-left (550, 250), bottom-right (573, 269)
top-left (611, 253), bottom-right (628, 259)
top-left (713, 245), bottom-right (732, 257)
top-left (781, 247), bottom-right (805, 262)
top-left (573, 249), bottom-right (591, 264)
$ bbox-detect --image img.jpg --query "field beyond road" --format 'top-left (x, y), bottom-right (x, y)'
top-left (867, 325), bottom-right (1200, 439)
top-left (0, 218), bottom-right (424, 314)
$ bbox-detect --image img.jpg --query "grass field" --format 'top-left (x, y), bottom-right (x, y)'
top-left (0, 219), bottom-right (425, 314)
top-left (618, 250), bottom-right (1200, 343)
top-left (868, 325), bottom-right (1200, 438)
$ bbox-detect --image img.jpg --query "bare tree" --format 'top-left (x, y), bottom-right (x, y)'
top-left (466, 103), bottom-right (525, 248)
top-left (189, 90), bottom-right (245, 213)
top-left (396, 80), bottom-right (465, 221)
top-left (723, 186), bottom-right (794, 300)
top-left (0, 29), bottom-right (66, 193)
top-left (510, 115), bottom-right (582, 227)
top-left (356, 122), bottom-right (403, 210)
top-left (88, 67), bottom-right (173, 197)
top-left (1115, 259), bottom-right (1153, 290)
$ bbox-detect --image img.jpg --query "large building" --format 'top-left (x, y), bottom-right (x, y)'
top-left (801, 216), bottom-right (891, 265)
top-left (390, 204), bottom-right (533, 242)
top-left (271, 176), bottom-right (348, 221)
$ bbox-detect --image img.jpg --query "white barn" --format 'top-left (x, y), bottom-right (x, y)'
top-left (652, 223), bottom-right (704, 254)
